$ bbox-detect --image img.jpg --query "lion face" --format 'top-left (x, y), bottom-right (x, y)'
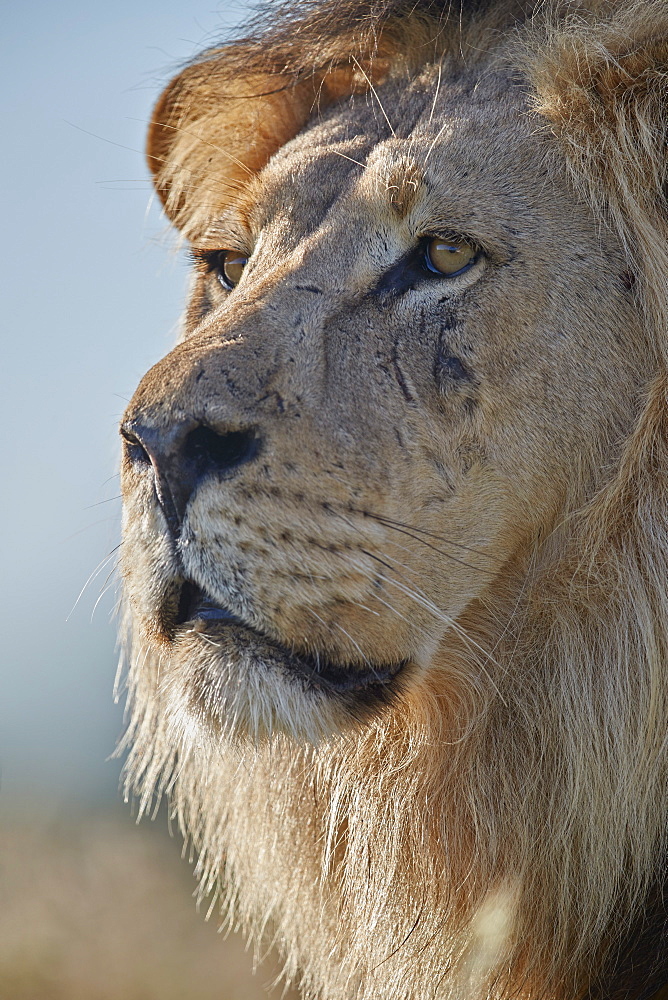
top-left (120, 65), bottom-right (644, 742)
top-left (120, 3), bottom-right (668, 996)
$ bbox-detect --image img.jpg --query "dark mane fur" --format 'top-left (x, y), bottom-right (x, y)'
top-left (193, 0), bottom-right (533, 78)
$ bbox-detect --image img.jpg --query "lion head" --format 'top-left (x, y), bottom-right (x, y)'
top-left (118, 2), bottom-right (668, 997)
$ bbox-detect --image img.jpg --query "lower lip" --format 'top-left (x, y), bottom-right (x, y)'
top-left (175, 587), bottom-right (406, 697)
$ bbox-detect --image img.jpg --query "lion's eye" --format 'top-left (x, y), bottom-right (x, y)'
top-left (424, 238), bottom-right (477, 277)
top-left (215, 250), bottom-right (248, 290)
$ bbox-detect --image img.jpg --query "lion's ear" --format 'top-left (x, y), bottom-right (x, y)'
top-left (147, 53), bottom-right (388, 239)
top-left (526, 2), bottom-right (668, 328)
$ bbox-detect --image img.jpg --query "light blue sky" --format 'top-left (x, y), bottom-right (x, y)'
top-left (2, 1), bottom-right (251, 807)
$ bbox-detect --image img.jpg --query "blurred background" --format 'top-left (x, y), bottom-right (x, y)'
top-left (2, 2), bottom-right (298, 996)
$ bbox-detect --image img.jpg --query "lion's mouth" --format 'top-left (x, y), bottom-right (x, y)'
top-left (177, 581), bottom-right (244, 626)
top-left (173, 581), bottom-right (407, 697)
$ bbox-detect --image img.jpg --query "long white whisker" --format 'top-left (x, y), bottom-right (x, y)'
top-left (90, 575), bottom-right (119, 622)
top-left (307, 608), bottom-right (376, 674)
top-left (138, 118), bottom-right (255, 177)
top-left (349, 600), bottom-right (381, 618)
top-left (194, 631), bottom-right (222, 648)
top-left (330, 149), bottom-right (367, 168)
top-left (67, 545), bottom-right (120, 621)
top-left (346, 557), bottom-right (431, 635)
top-left (351, 56), bottom-right (396, 137)
top-left (424, 118), bottom-right (452, 164)
top-left (428, 61), bottom-right (443, 127)
top-left (356, 549), bottom-right (508, 703)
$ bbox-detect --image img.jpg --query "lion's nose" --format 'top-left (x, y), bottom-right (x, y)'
top-left (121, 418), bottom-right (259, 534)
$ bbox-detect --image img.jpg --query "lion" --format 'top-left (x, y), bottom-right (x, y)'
top-left (117, 1), bottom-right (668, 998)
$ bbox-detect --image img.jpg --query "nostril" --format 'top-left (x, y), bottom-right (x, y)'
top-left (120, 418), bottom-right (260, 535)
top-left (183, 425), bottom-right (259, 477)
top-left (120, 424), bottom-right (150, 464)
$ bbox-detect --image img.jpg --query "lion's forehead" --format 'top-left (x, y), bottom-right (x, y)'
top-left (241, 74), bottom-right (573, 259)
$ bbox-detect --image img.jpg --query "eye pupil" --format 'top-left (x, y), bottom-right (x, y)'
top-left (425, 237), bottom-right (476, 277)
top-left (218, 250), bottom-right (247, 289)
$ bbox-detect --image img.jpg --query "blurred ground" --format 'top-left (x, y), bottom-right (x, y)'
top-left (0, 806), bottom-right (300, 1000)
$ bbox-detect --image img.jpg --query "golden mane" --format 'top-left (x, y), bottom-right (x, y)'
top-left (119, 2), bottom-right (668, 997)
top-left (522, 0), bottom-right (668, 353)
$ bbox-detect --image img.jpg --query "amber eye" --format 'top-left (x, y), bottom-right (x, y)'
top-left (216, 250), bottom-right (248, 289)
top-left (424, 238), bottom-right (477, 277)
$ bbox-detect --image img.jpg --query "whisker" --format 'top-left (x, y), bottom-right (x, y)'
top-left (96, 178), bottom-right (152, 184)
top-left (307, 608), bottom-right (379, 678)
top-left (357, 548), bottom-right (507, 701)
top-left (67, 544), bottom-right (121, 621)
top-left (84, 495), bottom-right (122, 509)
top-left (404, 59), bottom-right (441, 169)
top-left (324, 509), bottom-right (495, 645)
top-left (142, 118), bottom-right (255, 177)
top-left (91, 575), bottom-right (119, 622)
top-left (329, 149), bottom-right (367, 168)
top-left (424, 117), bottom-right (452, 164)
top-left (371, 519), bottom-right (493, 574)
top-left (326, 499), bottom-right (421, 566)
top-left (65, 120), bottom-right (147, 158)
top-left (349, 599), bottom-right (381, 618)
top-left (347, 561), bottom-right (419, 629)
top-left (343, 504), bottom-right (487, 574)
top-left (360, 549), bottom-right (451, 618)
top-left (428, 61), bottom-right (443, 127)
top-left (351, 56), bottom-right (396, 137)
top-left (195, 632), bottom-right (223, 648)
top-left (349, 507), bottom-right (503, 564)
top-left (97, 560), bottom-right (120, 600)
top-left (370, 895), bottom-right (428, 971)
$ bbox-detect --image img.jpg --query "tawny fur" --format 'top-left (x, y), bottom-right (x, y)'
top-left (119, 2), bottom-right (668, 998)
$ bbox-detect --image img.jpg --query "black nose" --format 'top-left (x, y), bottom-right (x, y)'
top-left (121, 419), bottom-right (259, 534)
